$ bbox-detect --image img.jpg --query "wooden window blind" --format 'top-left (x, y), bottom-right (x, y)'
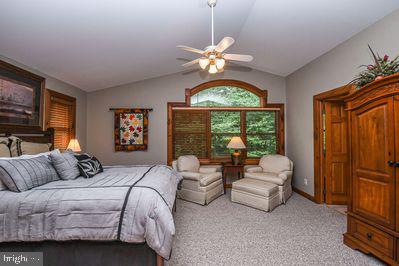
top-left (45, 89), bottom-right (76, 150)
top-left (172, 110), bottom-right (208, 159)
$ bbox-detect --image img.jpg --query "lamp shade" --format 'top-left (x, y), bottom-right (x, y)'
top-left (67, 139), bottom-right (81, 152)
top-left (227, 136), bottom-right (246, 149)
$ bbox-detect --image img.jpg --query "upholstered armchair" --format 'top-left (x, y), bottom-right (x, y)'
top-left (172, 155), bottom-right (223, 205)
top-left (244, 155), bottom-right (293, 203)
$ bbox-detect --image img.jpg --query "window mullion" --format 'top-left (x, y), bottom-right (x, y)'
top-left (241, 111), bottom-right (247, 160)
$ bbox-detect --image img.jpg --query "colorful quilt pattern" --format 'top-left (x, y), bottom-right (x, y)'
top-left (119, 113), bottom-right (143, 145)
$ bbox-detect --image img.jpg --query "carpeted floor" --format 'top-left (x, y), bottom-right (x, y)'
top-left (169, 192), bottom-right (384, 266)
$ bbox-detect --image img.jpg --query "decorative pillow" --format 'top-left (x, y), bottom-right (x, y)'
top-left (177, 155), bottom-right (200, 172)
top-left (2, 149), bottom-right (61, 160)
top-left (74, 153), bottom-right (92, 162)
top-left (77, 156), bottom-right (103, 178)
top-left (0, 137), bottom-right (10, 158)
top-left (50, 152), bottom-right (80, 180)
top-left (9, 136), bottom-right (52, 157)
top-left (0, 156), bottom-right (60, 192)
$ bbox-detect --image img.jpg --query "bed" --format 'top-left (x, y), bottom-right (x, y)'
top-left (0, 126), bottom-right (182, 266)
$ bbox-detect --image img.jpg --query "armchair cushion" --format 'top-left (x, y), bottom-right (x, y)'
top-left (245, 166), bottom-right (263, 173)
top-left (244, 172), bottom-right (285, 185)
top-left (180, 172), bottom-right (201, 181)
top-left (177, 155), bottom-right (200, 172)
top-left (199, 167), bottom-right (217, 174)
top-left (199, 172), bottom-right (222, 186)
top-left (259, 155), bottom-right (292, 173)
top-left (278, 170), bottom-right (293, 182)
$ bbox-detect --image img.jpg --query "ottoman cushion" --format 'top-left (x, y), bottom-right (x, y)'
top-left (232, 178), bottom-right (278, 197)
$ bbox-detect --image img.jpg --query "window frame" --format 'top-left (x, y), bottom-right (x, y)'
top-left (167, 79), bottom-right (284, 165)
top-left (44, 89), bottom-right (76, 150)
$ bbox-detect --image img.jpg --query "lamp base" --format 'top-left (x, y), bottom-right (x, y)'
top-left (231, 150), bottom-right (241, 165)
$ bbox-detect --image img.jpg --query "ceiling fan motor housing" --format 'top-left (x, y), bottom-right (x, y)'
top-left (207, 0), bottom-right (217, 7)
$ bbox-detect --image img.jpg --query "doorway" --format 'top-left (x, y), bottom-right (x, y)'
top-left (313, 85), bottom-right (352, 204)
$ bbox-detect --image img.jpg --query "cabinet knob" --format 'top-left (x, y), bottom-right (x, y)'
top-left (366, 232), bottom-right (373, 240)
top-left (388, 161), bottom-right (395, 167)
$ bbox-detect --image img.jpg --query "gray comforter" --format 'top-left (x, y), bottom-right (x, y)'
top-left (0, 165), bottom-right (182, 259)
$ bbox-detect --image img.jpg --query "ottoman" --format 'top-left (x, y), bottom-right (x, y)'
top-left (231, 178), bottom-right (280, 212)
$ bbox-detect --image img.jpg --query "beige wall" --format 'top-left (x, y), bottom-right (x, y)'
top-left (86, 69), bottom-right (286, 165)
top-left (0, 55), bottom-right (88, 149)
top-left (286, 9), bottom-right (399, 196)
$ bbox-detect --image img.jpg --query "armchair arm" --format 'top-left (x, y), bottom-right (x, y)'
top-left (200, 164), bottom-right (222, 172)
top-left (199, 167), bottom-right (217, 174)
top-left (278, 170), bottom-right (293, 182)
top-left (245, 166), bottom-right (263, 173)
top-left (180, 172), bottom-right (201, 181)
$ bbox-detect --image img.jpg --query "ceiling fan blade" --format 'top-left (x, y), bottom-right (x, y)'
top-left (182, 58), bottom-right (200, 67)
top-left (177, 45), bottom-right (205, 55)
top-left (215, 37), bottom-right (235, 53)
top-left (224, 54), bottom-right (253, 62)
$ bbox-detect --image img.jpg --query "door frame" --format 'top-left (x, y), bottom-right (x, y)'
top-left (313, 85), bottom-right (352, 204)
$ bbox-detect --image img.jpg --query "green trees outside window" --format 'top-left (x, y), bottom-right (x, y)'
top-left (191, 86), bottom-right (261, 107)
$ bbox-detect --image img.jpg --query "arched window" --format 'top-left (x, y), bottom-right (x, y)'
top-left (168, 80), bottom-right (284, 165)
top-left (191, 86), bottom-right (261, 107)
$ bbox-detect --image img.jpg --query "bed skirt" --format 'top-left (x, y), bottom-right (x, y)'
top-left (0, 241), bottom-right (159, 266)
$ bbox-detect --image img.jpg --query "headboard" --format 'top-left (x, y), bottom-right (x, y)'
top-left (0, 125), bottom-right (55, 150)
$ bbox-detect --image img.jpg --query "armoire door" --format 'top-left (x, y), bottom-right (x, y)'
top-left (324, 101), bottom-right (349, 205)
top-left (351, 97), bottom-right (396, 229)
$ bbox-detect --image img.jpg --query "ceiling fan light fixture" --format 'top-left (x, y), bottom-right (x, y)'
top-left (215, 58), bottom-right (225, 70)
top-left (199, 57), bottom-right (210, 69)
top-left (208, 63), bottom-right (218, 74)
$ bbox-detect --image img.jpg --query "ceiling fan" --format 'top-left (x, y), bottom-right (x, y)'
top-left (177, 0), bottom-right (253, 74)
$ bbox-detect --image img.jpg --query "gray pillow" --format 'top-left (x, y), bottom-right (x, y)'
top-left (0, 156), bottom-right (59, 192)
top-left (50, 152), bottom-right (80, 180)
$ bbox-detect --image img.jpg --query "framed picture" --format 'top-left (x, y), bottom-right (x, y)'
top-left (112, 108), bottom-right (152, 151)
top-left (0, 60), bottom-right (45, 128)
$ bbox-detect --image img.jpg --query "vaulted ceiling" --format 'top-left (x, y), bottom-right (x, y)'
top-left (1, 0), bottom-right (399, 91)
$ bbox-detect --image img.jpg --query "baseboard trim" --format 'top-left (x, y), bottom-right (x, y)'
top-left (293, 187), bottom-right (315, 202)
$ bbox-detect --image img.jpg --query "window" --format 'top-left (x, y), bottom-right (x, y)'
top-left (211, 111), bottom-right (241, 157)
top-left (45, 89), bottom-right (76, 150)
top-left (246, 111), bottom-right (277, 157)
top-left (191, 86), bottom-right (261, 107)
top-left (168, 80), bottom-right (284, 164)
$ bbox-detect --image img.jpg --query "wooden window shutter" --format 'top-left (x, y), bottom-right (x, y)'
top-left (45, 89), bottom-right (76, 150)
top-left (172, 110), bottom-right (208, 159)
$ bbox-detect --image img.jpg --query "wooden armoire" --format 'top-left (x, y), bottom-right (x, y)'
top-left (344, 73), bottom-right (399, 265)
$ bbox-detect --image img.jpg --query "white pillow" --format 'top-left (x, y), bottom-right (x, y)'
top-left (177, 155), bottom-right (200, 172)
top-left (0, 149), bottom-right (60, 160)
top-left (0, 137), bottom-right (10, 158)
top-left (8, 136), bottom-right (52, 157)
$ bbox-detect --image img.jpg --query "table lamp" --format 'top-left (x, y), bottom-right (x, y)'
top-left (67, 139), bottom-right (81, 153)
top-left (227, 136), bottom-right (246, 165)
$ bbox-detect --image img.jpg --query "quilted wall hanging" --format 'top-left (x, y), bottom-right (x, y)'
top-left (110, 108), bottom-right (153, 151)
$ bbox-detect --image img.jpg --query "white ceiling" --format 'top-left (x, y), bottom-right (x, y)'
top-left (1, 0), bottom-right (399, 91)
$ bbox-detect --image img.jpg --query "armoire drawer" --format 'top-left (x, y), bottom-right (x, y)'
top-left (349, 217), bottom-right (394, 258)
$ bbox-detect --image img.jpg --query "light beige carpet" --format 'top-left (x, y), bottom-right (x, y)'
top-left (169, 192), bottom-right (383, 266)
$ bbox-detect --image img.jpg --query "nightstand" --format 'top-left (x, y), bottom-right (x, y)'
top-left (222, 163), bottom-right (244, 194)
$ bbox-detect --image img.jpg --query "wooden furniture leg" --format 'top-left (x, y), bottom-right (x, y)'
top-left (222, 170), bottom-right (227, 194)
top-left (156, 254), bottom-right (164, 266)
